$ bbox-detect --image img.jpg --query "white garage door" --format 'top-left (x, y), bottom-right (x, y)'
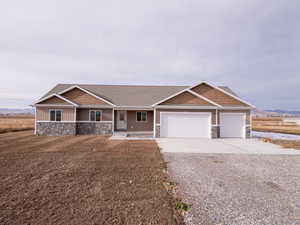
top-left (160, 112), bottom-right (211, 138)
top-left (220, 113), bottom-right (245, 138)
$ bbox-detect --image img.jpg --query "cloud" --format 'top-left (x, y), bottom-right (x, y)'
top-left (0, 0), bottom-right (299, 109)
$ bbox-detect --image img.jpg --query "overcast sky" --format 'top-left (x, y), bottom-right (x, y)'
top-left (0, 0), bottom-right (299, 109)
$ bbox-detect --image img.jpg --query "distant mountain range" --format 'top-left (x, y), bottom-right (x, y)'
top-left (0, 108), bottom-right (299, 116)
top-left (0, 108), bottom-right (34, 115)
top-left (253, 109), bottom-right (300, 116)
top-left (264, 110), bottom-right (300, 116)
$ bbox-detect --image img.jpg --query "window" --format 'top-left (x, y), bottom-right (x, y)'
top-left (50, 110), bottom-right (62, 122)
top-left (90, 110), bottom-right (102, 121)
top-left (136, 111), bottom-right (147, 122)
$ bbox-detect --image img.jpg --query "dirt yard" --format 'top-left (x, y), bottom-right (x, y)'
top-left (252, 117), bottom-right (300, 135)
top-left (0, 115), bottom-right (34, 134)
top-left (0, 131), bottom-right (183, 225)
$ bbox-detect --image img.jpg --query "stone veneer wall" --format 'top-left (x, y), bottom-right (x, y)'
top-left (36, 122), bottom-right (76, 136)
top-left (155, 125), bottom-right (160, 138)
top-left (211, 126), bottom-right (219, 138)
top-left (246, 126), bottom-right (251, 138)
top-left (76, 122), bottom-right (113, 135)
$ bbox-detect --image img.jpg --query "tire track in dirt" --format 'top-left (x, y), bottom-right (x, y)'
top-left (0, 130), bottom-right (33, 141)
top-left (42, 135), bottom-right (100, 152)
top-left (0, 136), bottom-right (71, 154)
top-left (0, 134), bottom-right (44, 149)
top-left (0, 132), bottom-right (184, 225)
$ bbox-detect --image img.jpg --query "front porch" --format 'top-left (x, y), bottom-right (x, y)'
top-left (114, 109), bottom-right (154, 132)
top-left (110, 131), bottom-right (154, 140)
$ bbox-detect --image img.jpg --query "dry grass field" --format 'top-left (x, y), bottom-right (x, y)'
top-left (252, 117), bottom-right (300, 135)
top-left (262, 138), bottom-right (300, 151)
top-left (0, 114), bottom-right (34, 134)
top-left (253, 117), bottom-right (300, 150)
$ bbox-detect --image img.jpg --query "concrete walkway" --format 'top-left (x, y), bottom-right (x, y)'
top-left (156, 138), bottom-right (300, 155)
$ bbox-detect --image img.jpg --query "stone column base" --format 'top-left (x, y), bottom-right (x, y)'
top-left (36, 122), bottom-right (76, 136)
top-left (246, 126), bottom-right (251, 138)
top-left (211, 126), bottom-right (220, 138)
top-left (155, 125), bottom-right (160, 138)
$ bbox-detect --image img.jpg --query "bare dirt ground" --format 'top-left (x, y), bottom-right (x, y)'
top-left (0, 131), bottom-right (183, 225)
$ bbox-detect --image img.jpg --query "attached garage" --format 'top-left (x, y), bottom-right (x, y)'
top-left (220, 113), bottom-right (246, 138)
top-left (160, 112), bottom-right (211, 138)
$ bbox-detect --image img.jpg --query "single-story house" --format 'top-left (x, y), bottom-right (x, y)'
top-left (33, 81), bottom-right (255, 138)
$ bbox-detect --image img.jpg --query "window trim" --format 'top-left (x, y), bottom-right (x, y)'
top-left (89, 110), bottom-right (103, 121)
top-left (49, 109), bottom-right (63, 122)
top-left (136, 111), bottom-right (147, 122)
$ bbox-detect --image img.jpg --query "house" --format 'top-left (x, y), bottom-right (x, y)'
top-left (33, 81), bottom-right (255, 138)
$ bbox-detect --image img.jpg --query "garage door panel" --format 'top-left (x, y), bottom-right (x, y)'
top-left (220, 113), bottom-right (245, 138)
top-left (160, 113), bottom-right (211, 138)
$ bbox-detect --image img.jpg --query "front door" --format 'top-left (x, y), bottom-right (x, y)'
top-left (117, 110), bottom-right (127, 130)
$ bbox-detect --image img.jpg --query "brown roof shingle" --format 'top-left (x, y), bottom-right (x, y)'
top-left (41, 84), bottom-right (238, 107)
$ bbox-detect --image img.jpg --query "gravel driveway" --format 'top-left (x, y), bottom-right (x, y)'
top-left (163, 148), bottom-right (300, 224)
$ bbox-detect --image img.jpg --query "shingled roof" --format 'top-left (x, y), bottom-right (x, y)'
top-left (41, 84), bottom-right (238, 107)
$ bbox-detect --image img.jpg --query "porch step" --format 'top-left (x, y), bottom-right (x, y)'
top-left (110, 132), bottom-right (154, 140)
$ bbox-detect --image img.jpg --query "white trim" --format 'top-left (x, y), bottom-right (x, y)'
top-left (34, 94), bottom-right (78, 106)
top-left (76, 121), bottom-right (112, 123)
top-left (35, 104), bottom-right (75, 108)
top-left (217, 107), bottom-right (252, 110)
top-left (151, 81), bottom-right (255, 108)
top-left (156, 123), bottom-right (160, 126)
top-left (112, 108), bottom-right (115, 134)
top-left (34, 107), bottom-right (37, 134)
top-left (152, 87), bottom-right (192, 106)
top-left (159, 112), bottom-right (212, 139)
top-left (153, 108), bottom-right (156, 138)
top-left (136, 111), bottom-right (147, 122)
top-left (219, 112), bottom-right (247, 139)
top-left (58, 85), bottom-right (116, 106)
top-left (114, 106), bottom-right (153, 110)
top-left (155, 105), bottom-right (218, 109)
top-left (187, 90), bottom-right (222, 107)
top-left (37, 120), bottom-right (75, 123)
top-left (37, 120), bottom-right (113, 123)
top-left (89, 110), bottom-right (103, 121)
top-left (49, 109), bottom-right (63, 122)
top-left (212, 124), bottom-right (219, 127)
top-left (250, 110), bottom-right (252, 127)
top-left (218, 112), bottom-right (247, 115)
top-left (191, 81), bottom-right (256, 108)
top-left (77, 105), bottom-right (113, 109)
top-left (250, 110), bottom-right (252, 138)
top-left (160, 112), bottom-right (213, 115)
top-left (216, 109), bottom-right (218, 126)
top-left (114, 131), bottom-right (153, 134)
top-left (115, 106), bottom-right (153, 108)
